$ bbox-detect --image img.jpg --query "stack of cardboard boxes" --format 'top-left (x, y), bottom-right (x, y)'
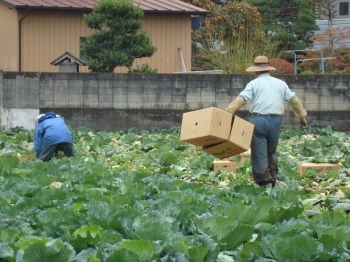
top-left (180, 107), bottom-right (254, 172)
top-left (180, 107), bottom-right (342, 176)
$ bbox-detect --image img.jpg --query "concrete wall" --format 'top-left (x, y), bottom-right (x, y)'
top-left (0, 71), bottom-right (349, 132)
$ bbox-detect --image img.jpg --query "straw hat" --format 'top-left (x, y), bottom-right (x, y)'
top-left (246, 55), bottom-right (276, 72)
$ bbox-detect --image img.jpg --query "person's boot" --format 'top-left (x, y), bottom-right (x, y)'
top-left (257, 178), bottom-right (275, 187)
top-left (256, 173), bottom-right (276, 187)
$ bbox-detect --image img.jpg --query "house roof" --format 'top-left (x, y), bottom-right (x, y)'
top-left (50, 51), bottom-right (86, 66)
top-left (0, 0), bottom-right (208, 13)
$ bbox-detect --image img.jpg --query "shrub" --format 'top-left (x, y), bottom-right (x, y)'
top-left (128, 64), bottom-right (158, 74)
top-left (269, 58), bottom-right (295, 74)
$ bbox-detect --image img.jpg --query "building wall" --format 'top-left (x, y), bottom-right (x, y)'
top-left (0, 5), bottom-right (19, 71)
top-left (135, 14), bottom-right (192, 74)
top-left (20, 10), bottom-right (92, 73)
top-left (0, 71), bottom-right (349, 132)
top-left (334, 0), bottom-right (350, 18)
top-left (314, 18), bottom-right (350, 49)
top-left (16, 9), bottom-right (191, 73)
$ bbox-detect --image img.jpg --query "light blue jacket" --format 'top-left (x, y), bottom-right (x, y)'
top-left (34, 112), bottom-right (74, 157)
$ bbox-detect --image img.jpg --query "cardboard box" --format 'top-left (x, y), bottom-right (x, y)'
top-left (19, 156), bottom-right (37, 162)
top-left (18, 155), bottom-right (63, 162)
top-left (299, 162), bottom-right (341, 176)
top-left (202, 116), bottom-right (254, 159)
top-left (180, 107), bottom-right (232, 146)
top-left (213, 160), bottom-right (237, 172)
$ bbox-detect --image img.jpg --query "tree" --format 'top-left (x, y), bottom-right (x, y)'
top-left (183, 0), bottom-right (269, 71)
top-left (315, 0), bottom-right (336, 22)
top-left (307, 0), bottom-right (336, 22)
top-left (81, 0), bottom-right (157, 72)
top-left (199, 1), bottom-right (262, 42)
top-left (246, 0), bottom-right (319, 50)
top-left (312, 26), bottom-right (350, 73)
top-left (313, 26), bottom-right (350, 53)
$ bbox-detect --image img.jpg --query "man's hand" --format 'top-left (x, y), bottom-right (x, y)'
top-left (300, 118), bottom-right (308, 128)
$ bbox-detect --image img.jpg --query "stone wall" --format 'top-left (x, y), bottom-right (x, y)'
top-left (0, 71), bottom-right (349, 131)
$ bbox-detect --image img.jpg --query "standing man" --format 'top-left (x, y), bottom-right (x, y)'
top-left (34, 112), bottom-right (75, 162)
top-left (225, 55), bottom-right (307, 187)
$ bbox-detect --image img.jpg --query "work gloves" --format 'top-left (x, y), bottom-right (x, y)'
top-left (300, 118), bottom-right (308, 128)
top-left (289, 96), bottom-right (307, 119)
top-left (225, 96), bottom-right (246, 114)
top-left (288, 96), bottom-right (308, 128)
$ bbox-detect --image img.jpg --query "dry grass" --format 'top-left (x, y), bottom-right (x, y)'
top-left (198, 29), bottom-right (282, 74)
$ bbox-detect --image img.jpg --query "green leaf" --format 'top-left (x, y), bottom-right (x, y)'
top-left (276, 189), bottom-right (299, 204)
top-left (21, 240), bottom-right (75, 262)
top-left (248, 205), bottom-right (273, 225)
top-left (16, 237), bottom-right (50, 251)
top-left (154, 145), bottom-right (179, 166)
top-left (318, 233), bottom-right (345, 253)
top-left (231, 185), bottom-right (264, 196)
top-left (316, 226), bottom-right (350, 244)
top-left (232, 241), bottom-right (265, 262)
top-left (193, 234), bottom-right (219, 262)
top-left (187, 246), bottom-right (208, 262)
top-left (72, 225), bottom-right (105, 245)
top-left (220, 223), bottom-right (254, 250)
top-left (200, 216), bottom-right (238, 241)
top-left (226, 203), bottom-right (252, 224)
top-left (267, 206), bottom-right (304, 224)
top-left (106, 249), bottom-right (140, 262)
top-left (0, 243), bottom-right (14, 259)
top-left (69, 249), bottom-right (95, 262)
top-left (341, 155), bottom-right (350, 168)
top-left (311, 209), bottom-right (347, 227)
top-left (122, 134), bottom-right (138, 144)
top-left (332, 203), bottom-right (350, 212)
top-left (227, 197), bottom-right (275, 226)
top-left (118, 240), bottom-right (155, 262)
top-left (0, 227), bottom-right (21, 243)
top-left (133, 215), bottom-right (175, 241)
top-left (262, 235), bottom-right (322, 262)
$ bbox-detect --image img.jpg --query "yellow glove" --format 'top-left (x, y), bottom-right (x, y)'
top-left (289, 96), bottom-right (307, 119)
top-left (225, 96), bottom-right (246, 114)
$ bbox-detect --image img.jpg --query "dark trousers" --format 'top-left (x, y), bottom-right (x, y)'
top-left (39, 142), bottom-right (75, 162)
top-left (250, 115), bottom-right (282, 185)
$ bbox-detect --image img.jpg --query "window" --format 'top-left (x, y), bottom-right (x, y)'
top-left (339, 2), bottom-right (349, 16)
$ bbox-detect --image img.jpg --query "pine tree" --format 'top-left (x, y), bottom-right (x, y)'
top-left (81, 0), bottom-right (157, 72)
top-left (246, 0), bottom-right (319, 50)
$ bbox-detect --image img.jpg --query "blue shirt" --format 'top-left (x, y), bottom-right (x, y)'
top-left (239, 73), bottom-right (295, 115)
top-left (34, 117), bottom-right (74, 157)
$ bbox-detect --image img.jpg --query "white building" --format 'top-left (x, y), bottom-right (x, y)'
top-left (313, 1), bottom-right (350, 49)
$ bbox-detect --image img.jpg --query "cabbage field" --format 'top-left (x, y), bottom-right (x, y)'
top-left (1, 125), bottom-right (350, 262)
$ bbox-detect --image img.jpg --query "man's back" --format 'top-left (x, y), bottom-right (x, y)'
top-left (240, 73), bottom-right (295, 115)
top-left (40, 117), bottom-right (73, 146)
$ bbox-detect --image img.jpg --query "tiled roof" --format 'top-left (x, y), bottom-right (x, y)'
top-left (0, 0), bottom-right (208, 13)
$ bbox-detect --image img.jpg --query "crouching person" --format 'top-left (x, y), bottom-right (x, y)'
top-left (34, 112), bottom-right (75, 162)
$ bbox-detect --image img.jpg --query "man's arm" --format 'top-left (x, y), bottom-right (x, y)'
top-left (225, 96), bottom-right (246, 114)
top-left (33, 127), bottom-right (44, 158)
top-left (288, 96), bottom-right (308, 127)
top-left (289, 96), bottom-right (307, 118)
